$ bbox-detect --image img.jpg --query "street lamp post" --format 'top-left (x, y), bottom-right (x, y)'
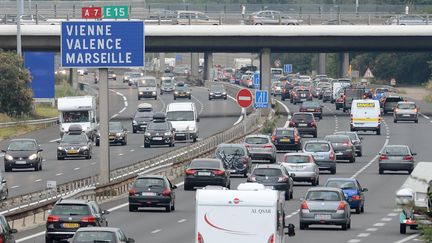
top-left (16, 0), bottom-right (24, 56)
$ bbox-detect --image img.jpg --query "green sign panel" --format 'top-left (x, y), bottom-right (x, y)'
top-left (103, 6), bottom-right (129, 19)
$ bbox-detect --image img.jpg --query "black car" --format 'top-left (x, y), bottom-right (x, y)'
top-left (57, 126), bottom-right (93, 160)
top-left (144, 113), bottom-right (175, 148)
top-left (45, 199), bottom-right (109, 243)
top-left (209, 84), bottom-right (227, 100)
top-left (215, 143), bottom-right (251, 177)
top-left (383, 95), bottom-right (404, 114)
top-left (292, 89), bottom-right (313, 105)
top-left (174, 83), bottom-right (191, 100)
top-left (132, 103), bottom-right (153, 133)
top-left (247, 164), bottom-right (294, 200)
top-left (71, 227), bottom-right (134, 243)
top-left (299, 101), bottom-right (323, 119)
top-left (271, 127), bottom-right (302, 151)
top-left (322, 87), bottom-right (333, 102)
top-left (324, 135), bottom-right (356, 163)
top-left (128, 175), bottom-right (177, 212)
top-left (2, 139), bottom-right (43, 172)
top-left (0, 214), bottom-right (17, 243)
top-left (289, 112), bottom-right (317, 138)
top-left (95, 122), bottom-right (127, 146)
top-left (281, 80), bottom-right (298, 101)
top-left (184, 158), bottom-right (230, 190)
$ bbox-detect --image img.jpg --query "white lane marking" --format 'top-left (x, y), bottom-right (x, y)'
top-left (373, 223), bottom-right (386, 227)
top-left (178, 219), bottom-right (187, 223)
top-left (191, 95), bottom-right (204, 115)
top-left (393, 233), bottom-right (421, 243)
top-left (348, 240), bottom-right (361, 243)
top-left (388, 213), bottom-right (398, 217)
top-left (90, 162), bottom-right (96, 165)
top-left (16, 231), bottom-right (46, 242)
top-left (275, 99), bottom-right (291, 128)
top-left (351, 137), bottom-right (389, 179)
top-left (381, 218), bottom-right (392, 221)
top-left (419, 112), bottom-right (429, 119)
top-left (10, 185), bottom-right (19, 189)
top-left (111, 114), bottom-right (119, 119)
top-left (109, 89), bottom-right (128, 118)
top-left (366, 228), bottom-right (378, 232)
top-left (159, 95), bottom-right (167, 113)
top-left (357, 233), bottom-right (370, 237)
top-left (233, 109), bottom-right (244, 126)
top-left (74, 167), bottom-right (80, 171)
top-left (151, 229), bottom-right (161, 234)
top-left (130, 149), bottom-right (135, 152)
top-left (118, 153), bottom-right (124, 156)
top-left (119, 107), bottom-right (126, 114)
top-left (34, 179), bottom-right (42, 182)
top-left (49, 138), bottom-right (61, 143)
top-left (56, 173), bottom-right (63, 176)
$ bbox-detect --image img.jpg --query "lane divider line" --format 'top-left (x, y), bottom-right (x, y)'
top-left (393, 233), bottom-right (421, 243)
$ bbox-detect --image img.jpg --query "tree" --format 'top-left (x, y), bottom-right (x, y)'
top-left (0, 50), bottom-right (33, 117)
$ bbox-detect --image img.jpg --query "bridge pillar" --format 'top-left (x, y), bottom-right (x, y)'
top-left (191, 53), bottom-right (200, 81)
top-left (339, 52), bottom-right (349, 78)
top-left (318, 53), bottom-right (326, 75)
top-left (204, 52), bottom-right (213, 82)
top-left (69, 68), bottom-right (78, 89)
top-left (159, 53), bottom-right (166, 74)
top-left (260, 48), bottom-right (272, 115)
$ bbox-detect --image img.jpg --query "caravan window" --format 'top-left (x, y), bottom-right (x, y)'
top-left (62, 111), bottom-right (89, 123)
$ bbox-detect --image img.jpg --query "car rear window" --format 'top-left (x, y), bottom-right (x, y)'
top-left (398, 103), bottom-right (416, 109)
top-left (276, 129), bottom-right (294, 136)
top-left (190, 160), bottom-right (221, 169)
top-left (245, 137), bottom-right (269, 144)
top-left (292, 114), bottom-right (313, 122)
top-left (73, 231), bottom-right (116, 242)
top-left (253, 168), bottom-right (282, 176)
top-left (298, 90), bottom-right (310, 95)
top-left (51, 204), bottom-right (90, 215)
top-left (306, 191), bottom-right (341, 201)
top-left (383, 146), bottom-right (409, 156)
top-left (216, 146), bottom-right (245, 156)
top-left (386, 97), bottom-right (403, 103)
top-left (326, 180), bottom-right (357, 189)
top-left (134, 178), bottom-right (165, 188)
top-left (304, 143), bottom-right (330, 152)
top-left (325, 135), bottom-right (349, 143)
top-left (284, 155), bottom-right (310, 164)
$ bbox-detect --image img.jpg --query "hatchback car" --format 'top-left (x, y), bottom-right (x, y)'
top-left (299, 101), bottom-right (323, 119)
top-left (95, 122), bottom-right (127, 146)
top-left (128, 175), bottom-right (176, 212)
top-left (57, 129), bottom-right (93, 160)
top-left (0, 214), bottom-right (17, 243)
top-left (215, 143), bottom-right (251, 177)
top-left (324, 178), bottom-right (368, 214)
top-left (383, 95), bottom-right (404, 114)
top-left (243, 135), bottom-right (277, 163)
top-left (208, 84), bottom-right (227, 100)
top-left (2, 139), bottom-right (43, 172)
top-left (144, 113), bottom-right (175, 148)
top-left (45, 199), bottom-right (109, 243)
top-left (334, 131), bottom-right (363, 156)
top-left (302, 140), bottom-right (336, 174)
top-left (299, 187), bottom-right (351, 230)
top-left (282, 153), bottom-right (319, 186)
top-left (378, 145), bottom-right (416, 174)
top-left (393, 101), bottom-right (418, 123)
top-left (324, 135), bottom-right (356, 163)
top-left (247, 164), bottom-right (294, 200)
top-left (322, 88), bottom-right (333, 102)
top-left (292, 89), bottom-right (313, 104)
top-left (71, 227), bottom-right (134, 243)
top-left (184, 158), bottom-right (230, 190)
top-left (289, 112), bottom-right (318, 138)
top-left (174, 83), bottom-right (191, 100)
top-left (271, 127), bottom-right (302, 151)
top-left (160, 77), bottom-right (175, 94)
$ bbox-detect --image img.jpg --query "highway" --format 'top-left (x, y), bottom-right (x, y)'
top-left (14, 83), bottom-right (432, 243)
top-left (0, 76), bottom-right (242, 198)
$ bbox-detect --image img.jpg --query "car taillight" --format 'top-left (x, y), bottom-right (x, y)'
top-left (128, 188), bottom-right (137, 196)
top-left (267, 234), bottom-right (275, 243)
top-left (198, 232), bottom-right (204, 243)
top-left (415, 108), bottom-right (419, 113)
top-left (185, 169), bottom-right (197, 175)
top-left (271, 135), bottom-right (276, 142)
top-left (278, 176), bottom-right (289, 182)
top-left (403, 155), bottom-right (413, 161)
top-left (213, 170), bottom-right (225, 176)
top-left (81, 215), bottom-right (96, 223)
top-left (248, 176), bottom-right (257, 182)
top-left (300, 201), bottom-right (309, 213)
top-left (300, 108), bottom-right (306, 112)
top-left (315, 108), bottom-right (320, 112)
top-left (351, 195), bottom-right (361, 200)
top-left (162, 188), bottom-right (171, 196)
top-left (294, 93), bottom-right (298, 97)
top-left (310, 121), bottom-right (317, 127)
top-left (263, 145), bottom-right (273, 149)
top-left (47, 215), bottom-right (60, 222)
top-left (343, 141), bottom-right (350, 147)
top-left (337, 201), bottom-right (347, 212)
top-left (329, 151), bottom-right (335, 160)
top-left (379, 154), bottom-right (388, 161)
top-left (294, 134), bottom-right (300, 143)
top-left (289, 121), bottom-right (295, 127)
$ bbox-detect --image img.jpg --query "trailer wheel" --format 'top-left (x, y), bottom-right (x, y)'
top-left (400, 223), bottom-right (406, 234)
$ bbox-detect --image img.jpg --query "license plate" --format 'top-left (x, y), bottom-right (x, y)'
top-left (142, 192), bottom-right (157, 196)
top-left (301, 94), bottom-right (306, 97)
top-left (299, 124), bottom-right (307, 127)
top-left (314, 214), bottom-right (331, 220)
top-left (314, 156), bottom-right (324, 160)
top-left (307, 109), bottom-right (315, 111)
top-left (291, 166), bottom-right (304, 170)
top-left (109, 136), bottom-right (115, 139)
top-left (403, 114), bottom-right (410, 117)
top-left (15, 161), bottom-right (26, 164)
top-left (67, 150), bottom-right (78, 154)
top-left (152, 137), bottom-right (163, 140)
top-left (301, 99), bottom-right (306, 101)
top-left (280, 138), bottom-right (290, 142)
top-left (336, 152), bottom-right (343, 155)
top-left (198, 172), bottom-right (211, 176)
top-left (229, 169), bottom-right (236, 173)
top-left (140, 125), bottom-right (146, 128)
top-left (176, 133), bottom-right (185, 136)
top-left (63, 223), bottom-right (79, 228)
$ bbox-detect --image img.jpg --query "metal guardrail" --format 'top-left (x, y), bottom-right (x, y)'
top-left (0, 117), bottom-right (58, 128)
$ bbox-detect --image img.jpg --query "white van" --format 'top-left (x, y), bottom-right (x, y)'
top-left (166, 102), bottom-right (199, 142)
top-left (138, 76), bottom-right (158, 100)
top-left (195, 183), bottom-right (295, 243)
top-left (350, 99), bottom-right (381, 135)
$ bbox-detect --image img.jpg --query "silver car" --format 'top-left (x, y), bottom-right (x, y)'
top-left (393, 101), bottom-right (418, 123)
top-left (300, 187), bottom-right (351, 230)
top-left (244, 135), bottom-right (277, 163)
top-left (302, 140), bottom-right (336, 174)
top-left (247, 10), bottom-right (302, 25)
top-left (334, 131), bottom-right (363, 157)
top-left (282, 153), bottom-right (319, 186)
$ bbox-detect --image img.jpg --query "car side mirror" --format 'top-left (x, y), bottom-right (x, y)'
top-left (127, 238), bottom-right (135, 243)
top-left (0, 150), bottom-right (5, 153)
top-left (362, 188), bottom-right (368, 192)
top-left (246, 173), bottom-right (251, 177)
top-left (57, 140), bottom-right (61, 144)
top-left (172, 128), bottom-right (176, 132)
top-left (196, 117), bottom-right (200, 122)
top-left (92, 118), bottom-right (96, 123)
top-left (38, 149), bottom-right (43, 152)
top-left (10, 229), bottom-right (17, 234)
top-left (102, 210), bottom-right (110, 215)
top-left (290, 173), bottom-right (296, 177)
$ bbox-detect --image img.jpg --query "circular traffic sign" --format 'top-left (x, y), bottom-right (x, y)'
top-left (236, 88), bottom-right (253, 108)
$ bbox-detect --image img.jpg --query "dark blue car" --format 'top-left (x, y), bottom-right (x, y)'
top-left (324, 178), bottom-right (368, 214)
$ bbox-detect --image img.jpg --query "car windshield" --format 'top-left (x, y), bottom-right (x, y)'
top-left (217, 146), bottom-right (245, 156)
top-left (292, 114), bottom-right (313, 122)
top-left (211, 85), bottom-right (225, 92)
top-left (326, 180), bottom-right (357, 190)
top-left (245, 137), bottom-right (269, 144)
top-left (306, 191), bottom-right (341, 201)
top-left (325, 135), bottom-right (349, 143)
top-left (140, 79), bottom-right (156, 86)
top-left (253, 168), bottom-right (282, 176)
top-left (134, 178), bottom-right (165, 188)
top-left (51, 204), bottom-right (90, 215)
top-left (190, 160), bottom-right (220, 169)
top-left (166, 111), bottom-right (194, 121)
top-left (62, 111), bottom-right (89, 123)
top-left (73, 231), bottom-right (116, 243)
top-left (284, 155), bottom-right (310, 164)
top-left (297, 90), bottom-right (310, 95)
top-left (383, 146), bottom-right (410, 156)
top-left (7, 141), bottom-right (37, 151)
top-left (275, 129), bottom-right (294, 136)
top-left (304, 143), bottom-right (330, 152)
top-left (163, 79), bottom-right (173, 85)
top-left (398, 103), bottom-right (416, 109)
top-left (62, 134), bottom-right (87, 144)
top-left (147, 122), bottom-right (169, 131)
top-left (175, 86), bottom-right (189, 91)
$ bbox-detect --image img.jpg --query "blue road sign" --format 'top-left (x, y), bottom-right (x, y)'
top-left (254, 90), bottom-right (269, 108)
top-left (284, 64), bottom-right (293, 74)
top-left (175, 54), bottom-right (183, 61)
top-left (253, 73), bottom-right (260, 89)
top-left (24, 52), bottom-right (55, 98)
top-left (61, 21), bottom-right (144, 68)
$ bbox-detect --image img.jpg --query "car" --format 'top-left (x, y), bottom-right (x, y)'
top-left (271, 81), bottom-right (284, 96)
top-left (108, 70), bottom-right (116, 80)
top-left (0, 214), bottom-right (17, 243)
top-left (378, 145), bottom-right (416, 174)
top-left (394, 101), bottom-right (419, 123)
top-left (160, 77), bottom-right (175, 94)
top-left (271, 127), bottom-right (302, 151)
top-left (184, 158), bottom-right (230, 190)
top-left (288, 112), bottom-right (318, 138)
top-left (315, 82), bottom-right (331, 99)
top-left (45, 199), bottom-right (109, 243)
top-left (215, 143), bottom-right (251, 178)
top-left (299, 187), bottom-right (351, 230)
top-left (2, 139), bottom-right (43, 172)
top-left (324, 178), bottom-right (368, 214)
top-left (334, 131), bottom-right (363, 156)
top-left (282, 153), bottom-right (319, 186)
top-left (299, 101), bottom-right (323, 119)
top-left (127, 72), bottom-right (143, 86)
top-left (302, 140), bottom-right (336, 174)
top-left (208, 84), bottom-right (227, 100)
top-left (77, 69), bottom-right (88, 76)
top-left (383, 95), bottom-right (404, 114)
top-left (57, 125), bottom-right (93, 160)
top-left (335, 90), bottom-right (345, 110)
top-left (322, 87), bottom-right (333, 102)
top-left (128, 174), bottom-right (177, 212)
top-left (173, 11), bottom-right (219, 25)
top-left (132, 103), bottom-right (154, 133)
top-left (292, 88), bottom-right (313, 104)
top-left (247, 164), bottom-right (294, 200)
top-left (137, 76), bottom-right (158, 100)
top-left (385, 15), bottom-right (428, 25)
top-left (243, 134), bottom-right (277, 163)
top-left (174, 83), bottom-right (192, 100)
top-left (246, 10), bottom-right (302, 25)
top-left (144, 113), bottom-right (175, 148)
top-left (324, 135), bottom-right (356, 163)
top-left (70, 227), bottom-right (134, 243)
top-left (350, 99), bottom-right (381, 135)
top-left (281, 80), bottom-right (298, 101)
top-left (95, 122), bottom-right (127, 146)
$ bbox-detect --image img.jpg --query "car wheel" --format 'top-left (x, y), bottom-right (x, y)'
top-left (312, 177), bottom-right (319, 186)
top-left (189, 96), bottom-right (191, 100)
top-left (270, 157), bottom-right (276, 163)
top-left (313, 132), bottom-right (317, 138)
top-left (39, 162), bottom-right (43, 171)
top-left (96, 141), bottom-right (100, 146)
top-left (290, 190), bottom-right (293, 199)
top-left (357, 151), bottom-right (362, 157)
top-left (45, 236), bottom-right (54, 243)
top-left (330, 168), bottom-right (336, 174)
top-left (209, 97), bottom-right (211, 100)
top-left (174, 97), bottom-right (177, 100)
top-left (86, 154), bottom-right (91, 160)
top-left (349, 157), bottom-right (355, 163)
top-left (57, 156), bottom-right (64, 160)
top-left (243, 171), bottom-right (248, 178)
top-left (138, 96), bottom-right (141, 100)
top-left (320, 115), bottom-right (323, 120)
top-left (184, 183), bottom-right (192, 191)
top-left (355, 206), bottom-right (361, 214)
top-left (144, 143), bottom-right (150, 148)
top-left (34, 163), bottom-right (39, 171)
top-left (165, 203), bottom-right (172, 212)
top-left (348, 220), bottom-right (351, 229)
top-left (361, 204), bottom-right (365, 213)
top-left (400, 223), bottom-right (407, 234)
top-left (193, 137), bottom-right (197, 143)
top-left (379, 168), bottom-right (384, 174)
top-left (394, 119), bottom-right (397, 123)
top-left (415, 119), bottom-right (418, 123)
top-left (299, 223), bottom-right (308, 230)
top-left (171, 200), bottom-right (175, 211)
top-left (2, 189), bottom-right (8, 200)
top-left (376, 129), bottom-right (381, 135)
top-left (342, 221), bottom-right (348, 231)
top-left (408, 168), bottom-right (413, 174)
top-left (285, 190), bottom-right (290, 200)
top-left (281, 96), bottom-right (285, 101)
top-left (128, 205), bottom-right (137, 212)
top-left (132, 129), bottom-right (137, 134)
top-left (154, 96), bottom-right (157, 100)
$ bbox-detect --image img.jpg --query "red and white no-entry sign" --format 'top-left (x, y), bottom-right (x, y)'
top-left (236, 88), bottom-right (253, 108)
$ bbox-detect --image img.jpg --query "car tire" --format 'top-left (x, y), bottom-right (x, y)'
top-left (138, 96), bottom-right (141, 100)
top-left (312, 177), bottom-right (319, 186)
top-left (285, 191), bottom-right (290, 200)
top-left (313, 132), bottom-right (317, 138)
top-left (330, 168), bottom-right (336, 174)
top-left (281, 96), bottom-right (285, 101)
top-left (128, 205), bottom-right (137, 212)
top-left (154, 96), bottom-right (157, 100)
top-left (376, 129), bottom-right (381, 135)
top-left (320, 115), bottom-right (323, 120)
top-left (1, 189), bottom-right (8, 200)
top-left (270, 157), bottom-right (276, 163)
top-left (290, 190), bottom-right (293, 199)
top-left (39, 162), bottom-right (43, 171)
top-left (209, 97), bottom-right (211, 100)
top-left (361, 204), bottom-right (365, 213)
top-left (96, 140), bottom-right (100, 146)
top-left (86, 154), bottom-right (91, 160)
top-left (415, 119), bottom-right (418, 123)
top-left (174, 97), bottom-right (177, 100)
top-left (171, 200), bottom-right (175, 211)
top-left (348, 220), bottom-right (351, 229)
top-left (299, 223), bottom-right (308, 230)
top-left (336, 106), bottom-right (339, 110)
top-left (394, 119), bottom-right (397, 123)
top-left (342, 222), bottom-right (348, 231)
top-left (379, 168), bottom-right (384, 174)
top-left (165, 203), bottom-right (172, 212)
top-left (132, 129), bottom-right (137, 134)
top-left (34, 163), bottom-right (39, 171)
top-left (193, 137), bottom-right (197, 143)
top-left (184, 183), bottom-right (192, 191)
top-left (189, 96), bottom-right (191, 100)
top-left (357, 151), bottom-right (362, 157)
top-left (243, 171), bottom-right (248, 178)
top-left (45, 236), bottom-right (54, 243)
top-left (57, 156), bottom-right (64, 160)
top-left (408, 168), bottom-right (413, 174)
top-left (349, 157), bottom-right (355, 163)
top-left (400, 223), bottom-right (407, 234)
top-left (144, 143), bottom-right (150, 148)
top-left (355, 206), bottom-right (361, 214)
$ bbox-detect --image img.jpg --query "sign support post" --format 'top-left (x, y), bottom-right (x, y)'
top-left (99, 68), bottom-right (110, 184)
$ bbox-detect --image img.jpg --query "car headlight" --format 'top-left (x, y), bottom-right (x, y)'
top-left (152, 91), bottom-right (156, 95)
top-left (186, 91), bottom-right (190, 94)
top-left (139, 91), bottom-right (143, 94)
top-left (210, 92), bottom-right (214, 95)
top-left (145, 132), bottom-right (151, 136)
top-left (174, 92), bottom-right (178, 94)
top-left (82, 146), bottom-right (88, 150)
top-left (113, 74), bottom-right (116, 78)
top-left (222, 92), bottom-right (227, 95)
top-left (164, 132), bottom-right (171, 136)
top-left (116, 132), bottom-right (123, 137)
top-left (28, 154), bottom-right (38, 160)
top-left (4, 154), bottom-right (13, 161)
top-left (133, 120), bottom-right (138, 125)
top-left (57, 146), bottom-right (64, 150)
